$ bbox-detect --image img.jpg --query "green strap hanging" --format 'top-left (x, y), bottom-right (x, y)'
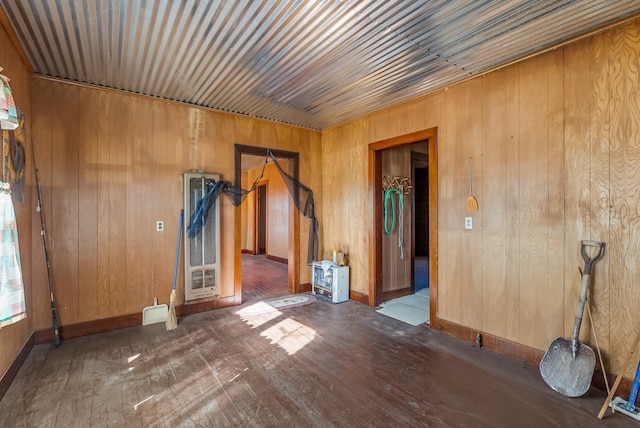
top-left (384, 188), bottom-right (403, 234)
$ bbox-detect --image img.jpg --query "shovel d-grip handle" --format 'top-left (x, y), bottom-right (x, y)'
top-left (581, 240), bottom-right (605, 275)
top-left (571, 240), bottom-right (605, 358)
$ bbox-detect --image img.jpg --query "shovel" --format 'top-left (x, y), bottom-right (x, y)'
top-left (540, 240), bottom-right (605, 397)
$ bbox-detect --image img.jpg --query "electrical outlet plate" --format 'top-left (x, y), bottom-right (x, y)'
top-left (464, 217), bottom-right (473, 230)
top-left (156, 221), bottom-right (164, 232)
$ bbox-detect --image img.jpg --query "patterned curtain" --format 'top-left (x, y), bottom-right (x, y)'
top-left (0, 182), bottom-right (25, 328)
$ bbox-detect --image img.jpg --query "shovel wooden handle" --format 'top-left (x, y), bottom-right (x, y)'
top-left (571, 241), bottom-right (605, 357)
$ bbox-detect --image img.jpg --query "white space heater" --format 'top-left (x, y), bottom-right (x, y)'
top-left (184, 172), bottom-right (221, 301)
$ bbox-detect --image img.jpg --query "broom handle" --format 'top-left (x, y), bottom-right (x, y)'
top-left (585, 290), bottom-right (610, 394)
top-left (172, 209), bottom-right (183, 291)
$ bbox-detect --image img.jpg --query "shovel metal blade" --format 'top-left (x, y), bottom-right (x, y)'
top-left (539, 337), bottom-right (596, 397)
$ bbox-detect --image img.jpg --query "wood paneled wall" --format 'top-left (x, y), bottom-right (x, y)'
top-left (0, 19), bottom-right (33, 381)
top-left (321, 18), bottom-right (640, 378)
top-left (30, 78), bottom-right (320, 330)
top-left (241, 161), bottom-right (290, 260)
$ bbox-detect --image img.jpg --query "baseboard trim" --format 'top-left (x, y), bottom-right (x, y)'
top-left (176, 296), bottom-right (237, 317)
top-left (33, 297), bottom-right (239, 343)
top-left (434, 318), bottom-right (544, 365)
top-left (241, 249), bottom-right (254, 254)
top-left (35, 313), bottom-right (142, 343)
top-left (298, 282), bottom-right (312, 293)
top-left (434, 317), bottom-right (633, 397)
top-left (266, 254), bottom-right (288, 264)
top-left (0, 332), bottom-right (34, 401)
top-left (349, 289), bottom-right (368, 304)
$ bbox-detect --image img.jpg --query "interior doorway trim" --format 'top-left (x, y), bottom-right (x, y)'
top-left (234, 145), bottom-right (301, 302)
top-left (368, 128), bottom-right (438, 326)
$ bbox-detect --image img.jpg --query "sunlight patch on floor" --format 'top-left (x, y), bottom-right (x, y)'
top-left (260, 318), bottom-right (317, 355)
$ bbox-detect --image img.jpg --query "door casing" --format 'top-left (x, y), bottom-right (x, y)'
top-left (368, 129), bottom-right (438, 326)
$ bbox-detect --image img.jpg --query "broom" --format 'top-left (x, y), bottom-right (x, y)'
top-left (166, 209), bottom-right (183, 331)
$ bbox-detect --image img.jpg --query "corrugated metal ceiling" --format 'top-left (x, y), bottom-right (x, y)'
top-left (2, 1), bottom-right (640, 130)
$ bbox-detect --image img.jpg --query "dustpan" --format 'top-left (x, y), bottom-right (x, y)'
top-left (142, 297), bottom-right (168, 325)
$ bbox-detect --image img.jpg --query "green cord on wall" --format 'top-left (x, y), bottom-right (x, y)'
top-left (384, 188), bottom-right (403, 234)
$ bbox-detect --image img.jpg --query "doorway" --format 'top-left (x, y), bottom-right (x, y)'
top-left (369, 129), bottom-right (438, 327)
top-left (412, 152), bottom-right (429, 294)
top-left (256, 182), bottom-right (267, 255)
top-left (234, 145), bottom-right (301, 303)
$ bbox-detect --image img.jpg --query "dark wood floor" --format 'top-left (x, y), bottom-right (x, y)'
top-left (241, 254), bottom-right (288, 303)
top-left (0, 257), bottom-right (634, 426)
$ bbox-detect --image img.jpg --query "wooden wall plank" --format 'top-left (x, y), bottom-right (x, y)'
top-left (609, 21), bottom-right (640, 378)
top-left (563, 38), bottom-right (592, 347)
top-left (125, 96), bottom-right (152, 313)
top-left (589, 28), bottom-right (612, 366)
top-left (458, 79), bottom-right (483, 330)
top-left (546, 49), bottom-right (566, 345)
top-left (77, 86), bottom-right (99, 322)
top-left (96, 89), bottom-right (111, 319)
top-left (50, 84), bottom-right (80, 325)
top-left (322, 120), bottom-right (369, 293)
top-left (503, 65), bottom-right (520, 342)
top-left (517, 54), bottom-right (551, 351)
top-left (107, 93), bottom-right (128, 317)
top-left (481, 69), bottom-right (508, 338)
top-left (150, 101), bottom-right (171, 306)
top-left (442, 87), bottom-right (463, 323)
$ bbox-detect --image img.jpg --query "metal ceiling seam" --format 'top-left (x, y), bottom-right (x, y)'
top-left (34, 1), bottom-right (67, 76)
top-left (190, 1), bottom-right (290, 108)
top-left (460, 6), bottom-right (636, 74)
top-left (243, 1), bottom-right (369, 99)
top-left (155, 0), bottom-right (220, 97)
top-left (223, 5), bottom-right (367, 111)
top-left (120, 0), bottom-right (140, 89)
top-left (50, 1), bottom-right (78, 79)
top-left (188, 0), bottom-right (254, 98)
top-left (15, 1), bottom-right (55, 74)
top-left (238, 1), bottom-right (357, 102)
top-left (195, 1), bottom-right (302, 104)
top-left (127, 0), bottom-right (153, 91)
top-left (270, 0), bottom-right (420, 103)
top-left (430, 1), bottom-right (542, 57)
top-left (140, 0), bottom-right (180, 95)
top-left (185, 0), bottom-right (270, 104)
top-left (255, 7), bottom-right (427, 108)
top-left (316, 62), bottom-right (459, 120)
top-left (202, 0), bottom-right (333, 107)
top-left (2, 3), bottom-right (42, 73)
top-left (66, 1), bottom-right (88, 80)
top-left (78, 0), bottom-right (98, 83)
top-left (300, 36), bottom-right (441, 109)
